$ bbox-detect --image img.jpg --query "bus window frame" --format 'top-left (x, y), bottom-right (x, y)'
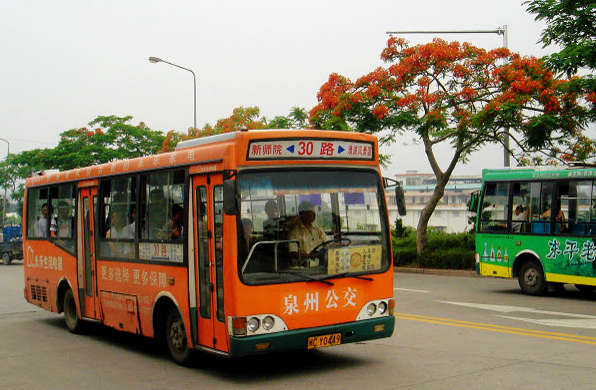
top-left (477, 178), bottom-right (596, 237)
top-left (95, 167), bottom-right (190, 266)
top-left (25, 183), bottom-right (78, 255)
top-left (234, 166), bottom-right (392, 285)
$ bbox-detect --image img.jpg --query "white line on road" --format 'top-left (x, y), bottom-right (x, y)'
top-left (497, 316), bottom-right (596, 329)
top-left (437, 300), bottom-right (596, 330)
top-left (394, 287), bottom-right (429, 293)
top-left (437, 301), bottom-right (596, 319)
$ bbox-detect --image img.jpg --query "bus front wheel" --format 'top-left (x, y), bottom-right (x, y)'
top-left (165, 308), bottom-right (194, 366)
top-left (63, 289), bottom-right (83, 333)
top-left (518, 260), bottom-right (546, 296)
top-left (2, 253), bottom-right (10, 265)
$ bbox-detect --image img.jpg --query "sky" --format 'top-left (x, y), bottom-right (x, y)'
top-left (0, 0), bottom-right (561, 177)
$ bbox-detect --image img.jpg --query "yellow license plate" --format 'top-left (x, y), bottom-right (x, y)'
top-left (307, 333), bottom-right (342, 349)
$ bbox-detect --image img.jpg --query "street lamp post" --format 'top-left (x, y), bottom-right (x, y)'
top-left (0, 138), bottom-right (9, 227)
top-left (148, 57), bottom-right (197, 131)
top-left (386, 26), bottom-right (511, 167)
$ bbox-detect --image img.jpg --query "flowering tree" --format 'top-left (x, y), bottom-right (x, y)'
top-left (310, 37), bottom-right (595, 254)
top-left (160, 106), bottom-right (267, 152)
top-left (160, 106), bottom-right (310, 152)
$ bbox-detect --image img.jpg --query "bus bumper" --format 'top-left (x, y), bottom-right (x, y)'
top-left (229, 316), bottom-right (395, 357)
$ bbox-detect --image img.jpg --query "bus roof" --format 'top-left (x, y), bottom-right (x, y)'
top-left (26, 129), bottom-right (380, 188)
top-left (482, 165), bottom-right (596, 182)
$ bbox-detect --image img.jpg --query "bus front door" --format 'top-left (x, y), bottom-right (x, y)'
top-left (192, 174), bottom-right (228, 353)
top-left (78, 187), bottom-right (98, 319)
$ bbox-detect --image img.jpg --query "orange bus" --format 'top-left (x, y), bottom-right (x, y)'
top-left (23, 129), bottom-right (404, 365)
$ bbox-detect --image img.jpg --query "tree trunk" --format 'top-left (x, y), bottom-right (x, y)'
top-left (416, 183), bottom-right (446, 255)
top-left (416, 135), bottom-right (463, 256)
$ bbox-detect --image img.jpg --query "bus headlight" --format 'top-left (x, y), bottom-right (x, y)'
top-left (357, 299), bottom-right (394, 320)
top-left (262, 316), bottom-right (275, 330)
top-left (247, 317), bottom-right (260, 332)
top-left (228, 314), bottom-right (288, 336)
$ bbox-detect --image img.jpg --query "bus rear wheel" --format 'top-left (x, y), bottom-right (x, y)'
top-left (63, 289), bottom-right (83, 333)
top-left (165, 308), bottom-right (194, 366)
top-left (518, 260), bottom-right (546, 296)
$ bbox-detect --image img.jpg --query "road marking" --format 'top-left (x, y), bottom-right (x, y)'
top-left (396, 312), bottom-right (596, 345)
top-left (437, 301), bottom-right (596, 319)
top-left (394, 287), bottom-right (429, 293)
top-left (437, 301), bottom-right (596, 330)
top-left (497, 316), bottom-right (596, 329)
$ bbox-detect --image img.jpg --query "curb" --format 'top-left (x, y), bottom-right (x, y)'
top-left (394, 266), bottom-right (479, 278)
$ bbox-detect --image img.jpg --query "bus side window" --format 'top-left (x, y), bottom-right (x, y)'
top-left (479, 182), bottom-right (509, 232)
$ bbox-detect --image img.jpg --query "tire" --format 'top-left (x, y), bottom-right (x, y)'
top-left (165, 308), bottom-right (194, 366)
top-left (63, 289), bottom-right (83, 333)
top-left (1, 252), bottom-right (10, 265)
top-left (518, 260), bottom-right (547, 296)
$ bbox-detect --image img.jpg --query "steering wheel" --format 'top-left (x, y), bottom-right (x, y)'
top-left (309, 237), bottom-right (352, 257)
top-left (295, 237), bottom-right (352, 267)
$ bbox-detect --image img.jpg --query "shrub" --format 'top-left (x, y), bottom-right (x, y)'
top-left (391, 227), bottom-right (475, 270)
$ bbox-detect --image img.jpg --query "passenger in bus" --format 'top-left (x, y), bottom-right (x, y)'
top-left (263, 200), bottom-right (281, 240)
top-left (105, 207), bottom-right (134, 257)
top-left (288, 201), bottom-right (329, 266)
top-left (542, 206), bottom-right (567, 232)
top-left (263, 199), bottom-right (298, 241)
top-left (106, 208), bottom-right (134, 239)
top-left (126, 205), bottom-right (137, 238)
top-left (157, 204), bottom-right (184, 241)
top-left (54, 201), bottom-right (75, 238)
top-left (147, 188), bottom-right (168, 239)
top-left (35, 203), bottom-right (57, 238)
top-left (241, 218), bottom-right (254, 251)
top-left (512, 205), bottom-right (526, 232)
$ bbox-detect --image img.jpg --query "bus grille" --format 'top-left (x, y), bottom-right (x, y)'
top-left (31, 285), bottom-right (48, 302)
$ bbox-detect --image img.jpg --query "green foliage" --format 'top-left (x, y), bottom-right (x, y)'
top-left (8, 115), bottom-right (165, 174)
top-left (392, 226), bottom-right (475, 269)
top-left (0, 115), bottom-right (165, 214)
top-left (266, 107), bottom-right (309, 129)
top-left (525, 0), bottom-right (596, 75)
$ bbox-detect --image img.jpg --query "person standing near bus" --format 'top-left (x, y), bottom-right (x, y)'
top-left (288, 201), bottom-right (329, 265)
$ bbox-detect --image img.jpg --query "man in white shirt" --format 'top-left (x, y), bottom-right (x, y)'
top-left (512, 205), bottom-right (526, 232)
top-left (288, 201), bottom-right (329, 266)
top-left (35, 203), bottom-right (57, 238)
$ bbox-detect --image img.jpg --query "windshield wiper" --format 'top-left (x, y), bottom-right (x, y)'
top-left (316, 272), bottom-right (374, 282)
top-left (276, 270), bottom-right (334, 286)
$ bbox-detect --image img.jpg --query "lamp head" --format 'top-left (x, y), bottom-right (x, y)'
top-left (148, 57), bottom-right (163, 64)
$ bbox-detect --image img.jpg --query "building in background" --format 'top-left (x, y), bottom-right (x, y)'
top-left (387, 171), bottom-right (481, 233)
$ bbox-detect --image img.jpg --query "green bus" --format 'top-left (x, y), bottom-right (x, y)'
top-left (470, 166), bottom-right (596, 295)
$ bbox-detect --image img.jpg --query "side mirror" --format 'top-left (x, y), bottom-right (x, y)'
top-left (395, 184), bottom-right (406, 216)
top-left (223, 179), bottom-right (238, 215)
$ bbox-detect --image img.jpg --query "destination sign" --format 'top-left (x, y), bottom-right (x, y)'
top-left (247, 139), bottom-right (374, 161)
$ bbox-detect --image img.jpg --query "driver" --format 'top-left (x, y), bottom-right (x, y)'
top-left (287, 201), bottom-right (329, 266)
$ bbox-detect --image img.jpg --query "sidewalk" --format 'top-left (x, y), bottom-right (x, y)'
top-left (394, 266), bottom-right (479, 278)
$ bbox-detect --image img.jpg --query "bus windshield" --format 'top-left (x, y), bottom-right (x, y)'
top-left (237, 168), bottom-right (390, 284)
